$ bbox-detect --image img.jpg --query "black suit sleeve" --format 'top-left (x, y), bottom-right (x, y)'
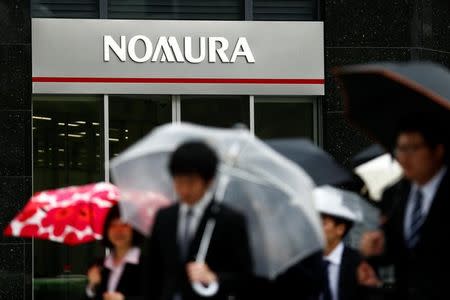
top-left (142, 211), bottom-right (164, 300)
top-left (271, 250), bottom-right (325, 300)
top-left (215, 212), bottom-right (253, 296)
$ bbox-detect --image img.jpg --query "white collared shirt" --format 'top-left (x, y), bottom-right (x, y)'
top-left (86, 247), bottom-right (141, 298)
top-left (178, 189), bottom-right (214, 244)
top-left (404, 166), bottom-right (447, 237)
top-left (324, 242), bottom-right (344, 300)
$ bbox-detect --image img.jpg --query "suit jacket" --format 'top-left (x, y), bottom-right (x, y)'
top-left (381, 168), bottom-right (450, 300)
top-left (272, 247), bottom-right (375, 300)
top-left (249, 250), bottom-right (325, 300)
top-left (143, 201), bottom-right (253, 300)
top-left (338, 247), bottom-right (363, 300)
top-left (250, 248), bottom-right (363, 300)
top-left (89, 261), bottom-right (143, 300)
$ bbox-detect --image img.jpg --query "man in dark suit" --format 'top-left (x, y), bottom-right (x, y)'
top-left (360, 120), bottom-right (449, 300)
top-left (143, 141), bottom-right (253, 300)
top-left (314, 186), bottom-right (376, 300)
top-left (266, 250), bottom-right (326, 300)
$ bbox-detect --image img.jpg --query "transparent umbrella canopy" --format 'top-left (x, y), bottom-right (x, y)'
top-left (110, 122), bottom-right (324, 279)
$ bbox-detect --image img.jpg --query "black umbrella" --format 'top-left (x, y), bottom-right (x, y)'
top-left (350, 144), bottom-right (386, 168)
top-left (265, 138), bottom-right (353, 186)
top-left (334, 61), bottom-right (450, 149)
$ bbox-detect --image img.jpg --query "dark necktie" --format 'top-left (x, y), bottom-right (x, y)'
top-left (322, 259), bottom-right (332, 300)
top-left (180, 208), bottom-right (194, 261)
top-left (406, 189), bottom-right (424, 249)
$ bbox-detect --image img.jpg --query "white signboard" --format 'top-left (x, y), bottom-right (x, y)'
top-left (32, 19), bottom-right (324, 95)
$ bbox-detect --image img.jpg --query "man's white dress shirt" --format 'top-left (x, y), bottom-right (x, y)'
top-left (323, 242), bottom-right (344, 300)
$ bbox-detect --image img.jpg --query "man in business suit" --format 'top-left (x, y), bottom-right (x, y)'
top-left (143, 141), bottom-right (253, 300)
top-left (360, 120), bottom-right (449, 300)
top-left (314, 186), bottom-right (375, 300)
top-left (266, 250), bottom-right (327, 300)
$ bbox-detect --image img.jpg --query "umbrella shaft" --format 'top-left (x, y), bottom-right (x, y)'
top-left (196, 219), bottom-right (216, 262)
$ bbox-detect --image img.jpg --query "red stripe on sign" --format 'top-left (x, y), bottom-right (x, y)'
top-left (32, 77), bottom-right (325, 85)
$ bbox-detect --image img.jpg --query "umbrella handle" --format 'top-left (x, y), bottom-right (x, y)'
top-left (192, 282), bottom-right (219, 297)
top-left (192, 219), bottom-right (218, 297)
top-left (195, 219), bottom-right (216, 262)
top-left (191, 173), bottom-right (229, 296)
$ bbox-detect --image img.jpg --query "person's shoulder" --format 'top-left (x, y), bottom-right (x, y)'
top-left (382, 177), bottom-right (409, 196)
top-left (433, 166), bottom-right (450, 204)
top-left (379, 177), bottom-right (410, 214)
top-left (441, 166), bottom-right (450, 185)
top-left (215, 202), bottom-right (244, 219)
top-left (342, 246), bottom-right (363, 268)
top-left (212, 202), bottom-right (247, 228)
top-left (156, 203), bottom-right (179, 216)
top-left (152, 203), bottom-right (179, 229)
top-left (343, 246), bottom-right (362, 260)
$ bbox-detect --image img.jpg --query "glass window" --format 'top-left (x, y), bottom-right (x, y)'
top-left (109, 0), bottom-right (244, 20)
top-left (255, 97), bottom-right (316, 140)
top-left (253, 0), bottom-right (317, 21)
top-left (109, 95), bottom-right (172, 159)
top-left (33, 95), bottom-right (104, 300)
top-left (180, 95), bottom-right (249, 128)
top-left (31, 0), bottom-right (99, 18)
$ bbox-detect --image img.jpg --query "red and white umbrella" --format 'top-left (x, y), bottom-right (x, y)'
top-left (3, 182), bottom-right (119, 245)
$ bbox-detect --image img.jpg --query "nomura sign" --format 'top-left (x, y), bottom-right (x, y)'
top-left (33, 19), bottom-right (324, 95)
top-left (104, 36), bottom-right (255, 64)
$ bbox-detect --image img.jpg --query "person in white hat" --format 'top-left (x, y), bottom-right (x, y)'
top-left (314, 186), bottom-right (379, 300)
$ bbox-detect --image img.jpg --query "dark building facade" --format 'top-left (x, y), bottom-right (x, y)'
top-left (0, 0), bottom-right (33, 299)
top-left (0, 0), bottom-right (449, 299)
top-left (323, 0), bottom-right (450, 166)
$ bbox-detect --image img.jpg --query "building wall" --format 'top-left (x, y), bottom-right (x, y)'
top-left (323, 0), bottom-right (450, 167)
top-left (0, 0), bottom-right (32, 299)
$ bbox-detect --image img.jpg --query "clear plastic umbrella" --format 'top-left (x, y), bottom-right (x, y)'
top-left (346, 193), bottom-right (380, 249)
top-left (110, 122), bottom-right (324, 279)
top-left (118, 189), bottom-right (172, 236)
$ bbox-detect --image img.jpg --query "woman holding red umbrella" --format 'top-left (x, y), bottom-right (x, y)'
top-left (86, 204), bottom-right (144, 300)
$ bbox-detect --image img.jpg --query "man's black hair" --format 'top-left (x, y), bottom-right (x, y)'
top-left (395, 115), bottom-right (447, 149)
top-left (321, 213), bottom-right (354, 238)
top-left (395, 115), bottom-right (449, 164)
top-left (168, 140), bottom-right (219, 182)
top-left (102, 204), bottom-right (144, 249)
